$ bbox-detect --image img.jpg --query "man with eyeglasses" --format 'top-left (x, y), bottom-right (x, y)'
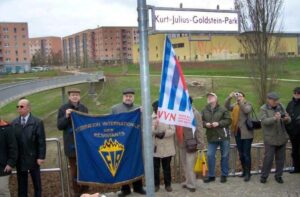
top-left (57, 88), bottom-right (89, 197)
top-left (286, 87), bottom-right (300, 174)
top-left (11, 99), bottom-right (46, 197)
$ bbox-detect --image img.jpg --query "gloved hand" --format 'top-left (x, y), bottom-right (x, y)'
top-left (155, 132), bottom-right (165, 139)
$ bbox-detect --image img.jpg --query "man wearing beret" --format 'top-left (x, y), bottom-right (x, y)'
top-left (111, 88), bottom-right (146, 197)
top-left (260, 92), bottom-right (291, 184)
top-left (57, 88), bottom-right (89, 196)
top-left (285, 87), bottom-right (300, 174)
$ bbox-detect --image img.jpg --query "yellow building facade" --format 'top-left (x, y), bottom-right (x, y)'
top-left (132, 33), bottom-right (299, 64)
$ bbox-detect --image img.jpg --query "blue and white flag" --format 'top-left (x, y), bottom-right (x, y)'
top-left (71, 109), bottom-right (144, 185)
top-left (158, 36), bottom-right (196, 132)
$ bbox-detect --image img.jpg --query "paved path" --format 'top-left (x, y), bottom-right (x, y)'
top-left (0, 73), bottom-right (104, 107)
top-left (101, 173), bottom-right (300, 197)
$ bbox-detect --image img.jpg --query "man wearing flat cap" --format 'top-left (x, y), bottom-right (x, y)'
top-left (285, 87), bottom-right (300, 174)
top-left (57, 88), bottom-right (89, 196)
top-left (260, 92), bottom-right (291, 184)
top-left (111, 88), bottom-right (146, 196)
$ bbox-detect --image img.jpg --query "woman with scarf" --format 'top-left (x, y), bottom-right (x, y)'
top-left (225, 92), bottom-right (253, 182)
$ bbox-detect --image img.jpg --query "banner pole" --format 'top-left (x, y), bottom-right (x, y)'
top-left (137, 0), bottom-right (155, 196)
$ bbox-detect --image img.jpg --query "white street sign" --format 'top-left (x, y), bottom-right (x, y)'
top-left (151, 8), bottom-right (240, 33)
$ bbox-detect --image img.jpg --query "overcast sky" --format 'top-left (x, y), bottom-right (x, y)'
top-left (0, 0), bottom-right (299, 37)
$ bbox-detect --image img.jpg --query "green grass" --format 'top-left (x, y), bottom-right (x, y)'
top-left (101, 57), bottom-right (300, 79)
top-left (0, 57), bottom-right (299, 141)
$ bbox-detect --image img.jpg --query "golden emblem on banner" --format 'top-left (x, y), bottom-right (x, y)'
top-left (99, 138), bottom-right (125, 177)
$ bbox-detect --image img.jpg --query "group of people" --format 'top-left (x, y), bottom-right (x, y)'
top-left (1, 86), bottom-right (300, 197)
top-left (151, 87), bottom-right (300, 196)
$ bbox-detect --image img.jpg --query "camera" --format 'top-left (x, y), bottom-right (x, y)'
top-left (280, 113), bottom-right (286, 118)
top-left (234, 92), bottom-right (242, 97)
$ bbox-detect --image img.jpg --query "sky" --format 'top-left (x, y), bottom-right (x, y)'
top-left (0, 0), bottom-right (299, 38)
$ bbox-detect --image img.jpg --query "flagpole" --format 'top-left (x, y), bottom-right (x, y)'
top-left (137, 0), bottom-right (155, 196)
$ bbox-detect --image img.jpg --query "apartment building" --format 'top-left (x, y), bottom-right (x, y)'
top-left (62, 26), bottom-right (138, 66)
top-left (0, 22), bottom-right (30, 73)
top-left (29, 36), bottom-right (62, 61)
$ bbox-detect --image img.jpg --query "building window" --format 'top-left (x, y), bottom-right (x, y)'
top-left (173, 43), bottom-right (184, 48)
top-left (14, 28), bottom-right (17, 33)
top-left (16, 58), bottom-right (19, 62)
top-left (24, 58), bottom-right (27, 61)
top-left (15, 50), bottom-right (18, 55)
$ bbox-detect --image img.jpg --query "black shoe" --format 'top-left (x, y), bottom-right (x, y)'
top-left (260, 177), bottom-right (267, 184)
top-left (187, 187), bottom-right (196, 192)
top-left (275, 176), bottom-right (284, 184)
top-left (289, 170), bottom-right (300, 174)
top-left (165, 186), bottom-right (172, 192)
top-left (244, 172), bottom-right (251, 182)
top-left (118, 190), bottom-right (131, 197)
top-left (220, 176), bottom-right (227, 183)
top-left (134, 188), bottom-right (146, 195)
top-left (204, 177), bottom-right (215, 183)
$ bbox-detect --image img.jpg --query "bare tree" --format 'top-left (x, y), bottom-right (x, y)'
top-left (236, 0), bottom-right (284, 105)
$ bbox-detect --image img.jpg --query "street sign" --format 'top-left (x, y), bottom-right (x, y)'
top-left (150, 6), bottom-right (240, 34)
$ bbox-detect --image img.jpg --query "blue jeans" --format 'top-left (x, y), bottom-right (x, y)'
top-left (235, 130), bottom-right (253, 170)
top-left (207, 140), bottom-right (230, 177)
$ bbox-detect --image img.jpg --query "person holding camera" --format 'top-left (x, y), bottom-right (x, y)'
top-left (285, 87), bottom-right (300, 174)
top-left (260, 92), bottom-right (291, 184)
top-left (202, 93), bottom-right (231, 183)
top-left (151, 100), bottom-right (176, 192)
top-left (225, 91), bottom-right (253, 181)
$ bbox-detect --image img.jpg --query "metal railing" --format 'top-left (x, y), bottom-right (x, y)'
top-left (172, 141), bottom-right (293, 182)
top-left (12, 138), bottom-right (66, 197)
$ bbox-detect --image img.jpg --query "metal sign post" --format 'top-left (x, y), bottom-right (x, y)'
top-left (137, 0), bottom-right (155, 196)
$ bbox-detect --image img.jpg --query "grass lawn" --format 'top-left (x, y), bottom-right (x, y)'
top-left (0, 57), bottom-right (299, 140)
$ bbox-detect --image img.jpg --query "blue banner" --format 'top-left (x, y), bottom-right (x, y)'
top-left (71, 109), bottom-right (144, 185)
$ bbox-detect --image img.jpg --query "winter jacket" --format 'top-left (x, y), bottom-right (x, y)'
top-left (0, 123), bottom-right (18, 176)
top-left (152, 113), bottom-right (176, 158)
top-left (12, 114), bottom-right (46, 171)
top-left (179, 108), bottom-right (205, 150)
top-left (260, 103), bottom-right (291, 146)
top-left (57, 102), bottom-right (88, 157)
top-left (111, 103), bottom-right (140, 114)
top-left (225, 97), bottom-right (254, 139)
top-left (202, 104), bottom-right (232, 142)
top-left (285, 98), bottom-right (300, 136)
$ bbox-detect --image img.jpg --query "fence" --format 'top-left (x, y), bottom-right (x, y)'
top-left (172, 142), bottom-right (293, 182)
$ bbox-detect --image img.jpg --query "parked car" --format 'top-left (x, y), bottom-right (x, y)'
top-left (31, 66), bottom-right (44, 72)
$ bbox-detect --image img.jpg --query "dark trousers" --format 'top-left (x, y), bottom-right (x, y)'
top-left (17, 165), bottom-right (41, 197)
top-left (261, 143), bottom-right (286, 178)
top-left (153, 156), bottom-right (172, 187)
top-left (289, 134), bottom-right (300, 171)
top-left (235, 130), bottom-right (253, 170)
top-left (68, 157), bottom-right (89, 194)
top-left (121, 179), bottom-right (143, 193)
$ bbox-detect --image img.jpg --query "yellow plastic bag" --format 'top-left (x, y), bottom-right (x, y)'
top-left (194, 150), bottom-right (208, 176)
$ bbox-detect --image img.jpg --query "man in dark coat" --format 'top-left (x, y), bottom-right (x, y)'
top-left (57, 88), bottom-right (88, 196)
top-left (0, 119), bottom-right (18, 197)
top-left (286, 87), bottom-right (300, 173)
top-left (111, 88), bottom-right (146, 197)
top-left (12, 99), bottom-right (46, 197)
